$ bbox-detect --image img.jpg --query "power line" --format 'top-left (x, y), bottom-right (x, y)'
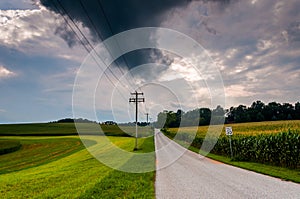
top-left (55, 0), bottom-right (126, 88)
top-left (129, 91), bottom-right (145, 150)
top-left (54, 0), bottom-right (150, 126)
top-left (53, 0), bottom-right (129, 101)
top-left (96, 0), bottom-right (144, 93)
top-left (52, 1), bottom-right (90, 53)
top-left (96, 0), bottom-right (149, 115)
top-left (78, 0), bottom-right (132, 85)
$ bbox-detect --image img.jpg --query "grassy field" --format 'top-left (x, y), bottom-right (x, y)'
top-left (0, 123), bottom-right (153, 137)
top-left (198, 149), bottom-right (300, 183)
top-left (0, 123), bottom-right (78, 135)
top-left (0, 123), bottom-right (155, 198)
top-left (0, 140), bottom-right (22, 155)
top-left (165, 120), bottom-right (300, 183)
top-left (0, 137), bottom-right (85, 174)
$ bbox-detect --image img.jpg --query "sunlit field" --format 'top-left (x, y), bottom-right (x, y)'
top-left (0, 123), bottom-right (154, 137)
top-left (168, 120), bottom-right (300, 138)
top-left (0, 124), bottom-right (155, 198)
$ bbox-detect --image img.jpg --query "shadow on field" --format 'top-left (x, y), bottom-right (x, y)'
top-left (79, 137), bottom-right (155, 198)
top-left (0, 138), bottom-right (97, 175)
top-left (79, 169), bottom-right (155, 199)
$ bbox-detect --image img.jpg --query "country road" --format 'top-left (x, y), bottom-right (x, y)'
top-left (155, 130), bottom-right (300, 199)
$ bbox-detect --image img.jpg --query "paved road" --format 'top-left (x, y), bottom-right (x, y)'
top-left (155, 130), bottom-right (300, 199)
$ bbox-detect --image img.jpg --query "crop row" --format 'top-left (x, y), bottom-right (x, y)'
top-left (163, 129), bottom-right (300, 169)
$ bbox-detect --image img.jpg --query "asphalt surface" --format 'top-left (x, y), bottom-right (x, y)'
top-left (155, 130), bottom-right (300, 199)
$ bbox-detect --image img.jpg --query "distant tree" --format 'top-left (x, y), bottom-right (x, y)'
top-left (263, 102), bottom-right (281, 121)
top-left (175, 109), bottom-right (183, 126)
top-left (226, 107), bottom-right (235, 123)
top-left (57, 118), bottom-right (74, 123)
top-left (137, 122), bottom-right (148, 126)
top-left (156, 111), bottom-right (168, 128)
top-left (166, 111), bottom-right (177, 128)
top-left (251, 100), bottom-right (265, 110)
top-left (256, 112), bottom-right (265, 122)
top-left (282, 103), bottom-right (294, 120)
top-left (156, 100), bottom-right (299, 128)
top-left (249, 101), bottom-right (265, 122)
top-left (180, 109), bottom-right (194, 126)
top-left (212, 105), bottom-right (225, 116)
top-left (199, 108), bottom-right (211, 125)
top-left (211, 105), bottom-right (225, 124)
top-left (295, 102), bottom-right (300, 119)
top-left (236, 105), bottom-right (251, 123)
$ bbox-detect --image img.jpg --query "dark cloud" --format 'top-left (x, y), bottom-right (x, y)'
top-left (40, 0), bottom-right (190, 41)
top-left (40, 0), bottom-right (300, 107)
top-left (40, 0), bottom-right (194, 69)
top-left (39, 0), bottom-right (242, 71)
top-left (54, 24), bottom-right (78, 47)
top-left (287, 22), bottom-right (300, 43)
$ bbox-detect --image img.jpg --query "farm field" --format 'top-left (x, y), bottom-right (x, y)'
top-left (0, 140), bottom-right (21, 155)
top-left (168, 120), bottom-right (300, 138)
top-left (0, 124), bottom-right (155, 198)
top-left (164, 120), bottom-right (300, 182)
top-left (0, 122), bottom-right (153, 137)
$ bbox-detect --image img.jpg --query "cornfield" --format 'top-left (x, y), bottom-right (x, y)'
top-left (163, 128), bottom-right (300, 169)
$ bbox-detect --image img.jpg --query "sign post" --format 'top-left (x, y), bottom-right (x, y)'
top-left (225, 127), bottom-right (233, 159)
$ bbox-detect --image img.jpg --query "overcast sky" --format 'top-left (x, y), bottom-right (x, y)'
top-left (0, 0), bottom-right (299, 123)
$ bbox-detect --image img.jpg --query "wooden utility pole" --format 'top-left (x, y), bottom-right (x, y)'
top-left (145, 113), bottom-right (149, 124)
top-left (129, 91), bottom-right (145, 150)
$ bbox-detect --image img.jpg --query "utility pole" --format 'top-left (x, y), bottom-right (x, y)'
top-left (145, 113), bottom-right (149, 125)
top-left (129, 91), bottom-right (145, 150)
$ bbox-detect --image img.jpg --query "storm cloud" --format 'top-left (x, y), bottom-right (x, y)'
top-left (1, 0), bottom-right (299, 123)
top-left (40, 0), bottom-right (300, 108)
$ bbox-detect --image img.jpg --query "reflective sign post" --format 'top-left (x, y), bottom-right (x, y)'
top-left (225, 127), bottom-right (233, 159)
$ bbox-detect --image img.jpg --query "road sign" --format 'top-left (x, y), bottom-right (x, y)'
top-left (225, 127), bottom-right (233, 135)
top-left (225, 126), bottom-right (233, 159)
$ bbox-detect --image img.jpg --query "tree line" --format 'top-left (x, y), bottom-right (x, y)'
top-left (51, 118), bottom-right (97, 123)
top-left (155, 101), bottom-right (300, 128)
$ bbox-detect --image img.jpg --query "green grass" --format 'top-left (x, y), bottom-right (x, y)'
top-left (0, 123), bottom-right (154, 137)
top-left (0, 123), bottom-right (78, 135)
top-left (80, 170), bottom-right (154, 199)
top-left (101, 125), bottom-right (154, 137)
top-left (80, 137), bottom-right (155, 198)
top-left (0, 135), bottom-right (155, 198)
top-left (191, 146), bottom-right (300, 183)
top-left (0, 137), bottom-right (86, 174)
top-left (0, 140), bottom-right (22, 155)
